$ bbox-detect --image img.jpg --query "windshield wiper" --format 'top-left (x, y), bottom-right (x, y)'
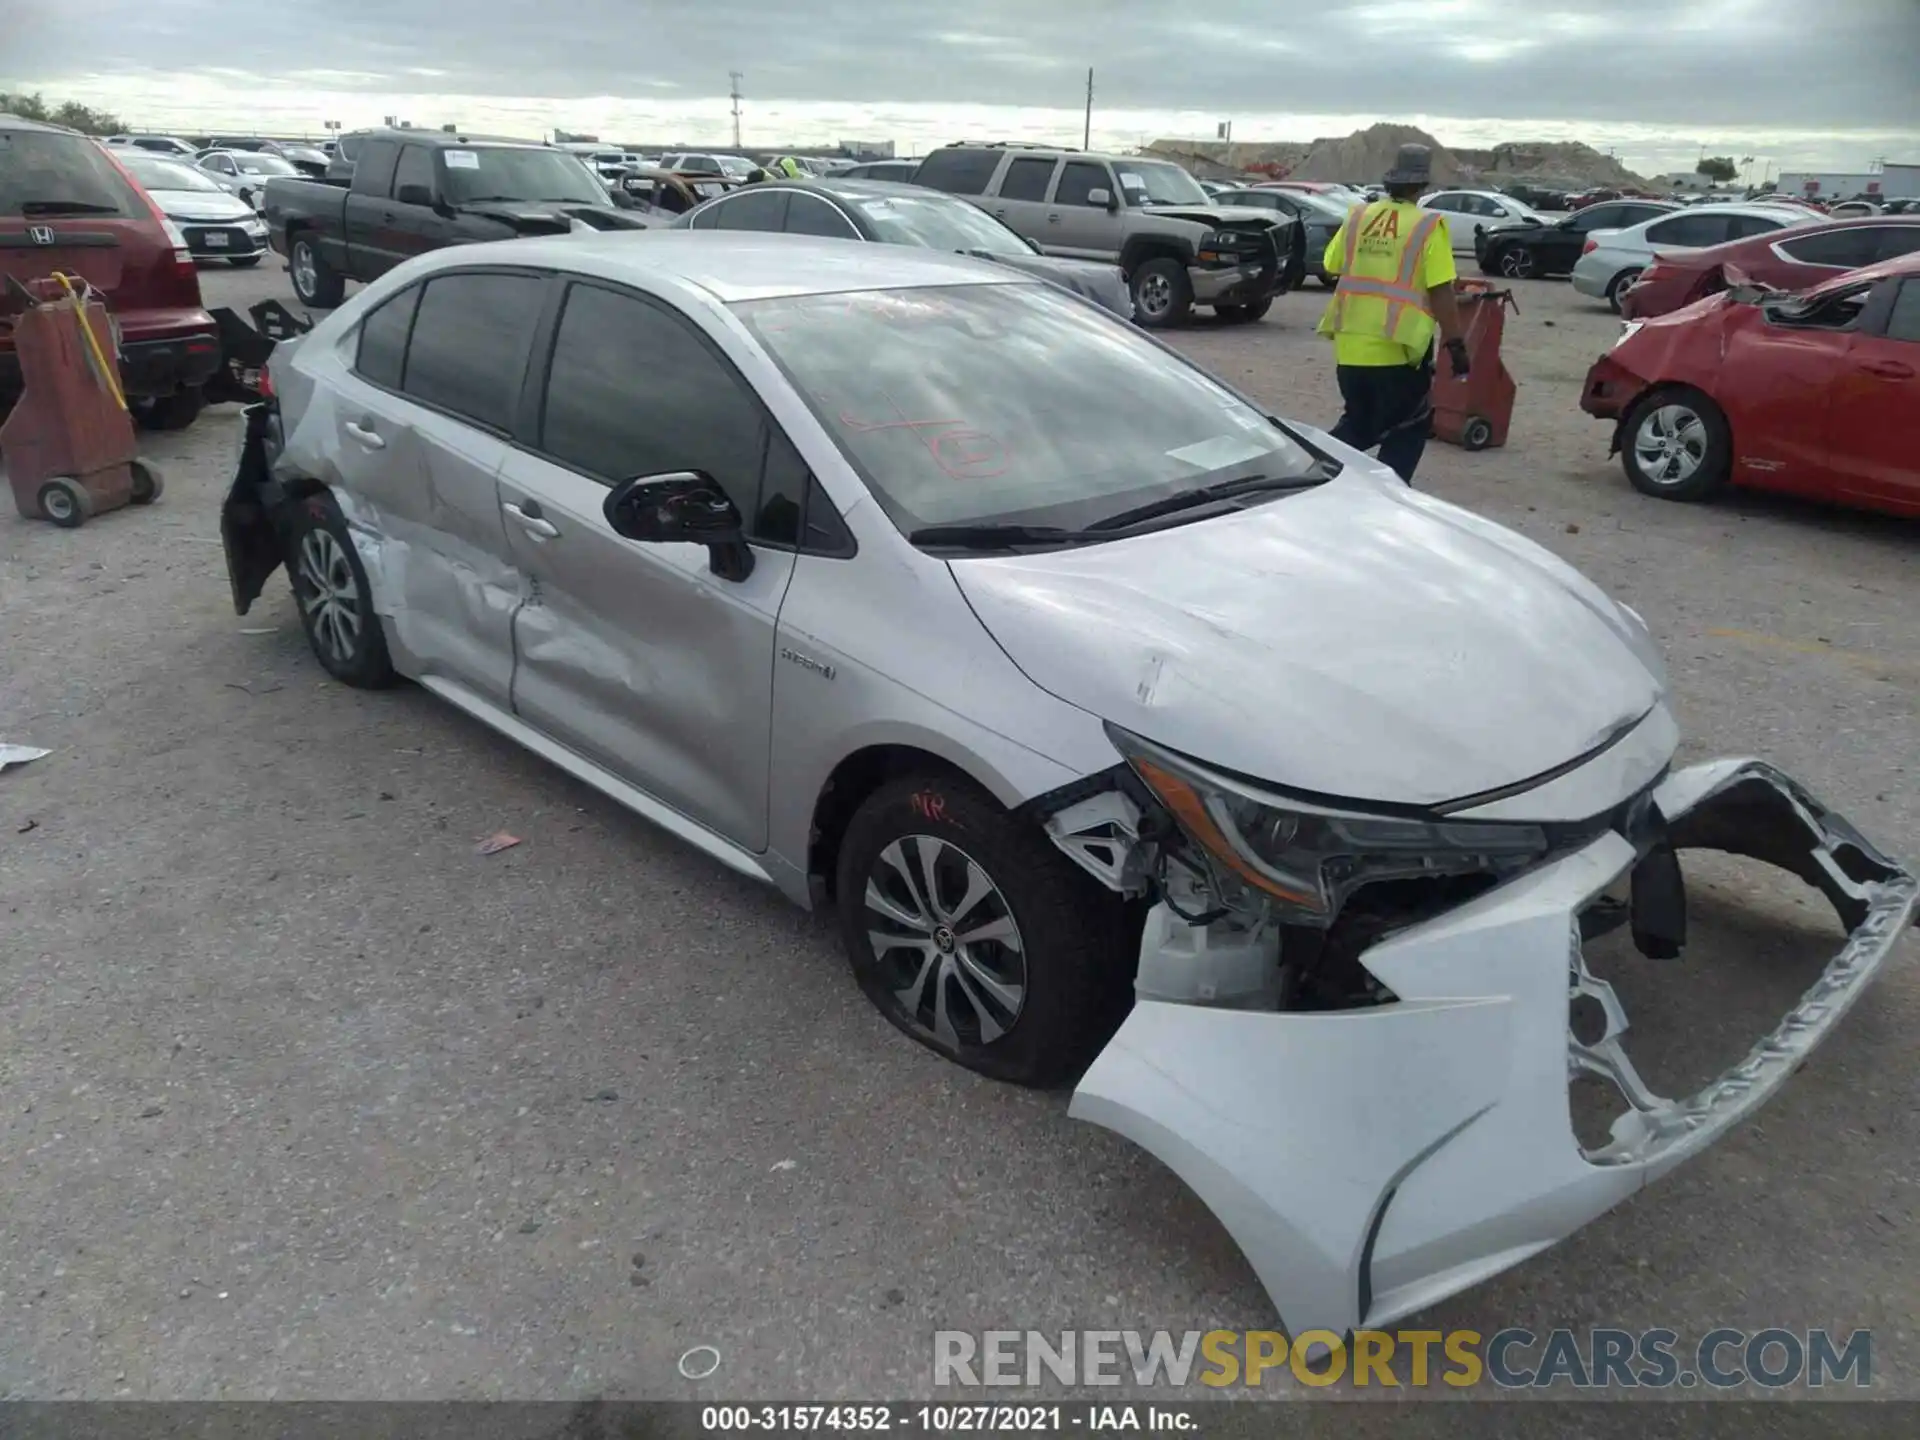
top-left (20, 200), bottom-right (118, 215)
top-left (907, 523), bottom-right (1095, 550)
top-left (1085, 464), bottom-right (1339, 532)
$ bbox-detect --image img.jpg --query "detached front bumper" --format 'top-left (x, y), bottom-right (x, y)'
top-left (1070, 760), bottom-right (1915, 1338)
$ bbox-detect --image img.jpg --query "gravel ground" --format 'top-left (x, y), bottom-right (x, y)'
top-left (1, 256), bottom-right (1914, 1424)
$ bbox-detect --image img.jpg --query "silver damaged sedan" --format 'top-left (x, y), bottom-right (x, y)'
top-left (222, 232), bottom-right (1916, 1338)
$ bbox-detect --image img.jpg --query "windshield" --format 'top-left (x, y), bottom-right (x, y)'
top-left (733, 282), bottom-right (1320, 535)
top-left (1281, 190), bottom-right (1352, 221)
top-left (121, 156), bottom-right (223, 193)
top-left (1115, 161), bottom-right (1210, 207)
top-left (0, 130), bottom-right (140, 216)
top-left (440, 148), bottom-right (607, 204)
top-left (232, 154), bottom-right (297, 176)
top-left (852, 192), bottom-right (1029, 256)
top-left (717, 155), bottom-right (756, 178)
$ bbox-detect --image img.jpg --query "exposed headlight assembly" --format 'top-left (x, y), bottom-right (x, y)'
top-left (1108, 725), bottom-right (1549, 926)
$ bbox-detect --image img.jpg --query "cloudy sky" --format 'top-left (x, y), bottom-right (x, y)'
top-left (6, 0), bottom-right (1917, 170)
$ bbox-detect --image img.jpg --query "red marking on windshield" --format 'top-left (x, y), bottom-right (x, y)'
top-left (835, 390), bottom-right (1008, 480)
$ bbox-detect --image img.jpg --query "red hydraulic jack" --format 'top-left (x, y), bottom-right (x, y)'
top-left (2, 273), bottom-right (163, 528)
top-left (1431, 279), bottom-right (1518, 451)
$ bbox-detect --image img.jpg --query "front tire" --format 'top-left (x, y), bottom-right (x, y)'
top-left (835, 775), bottom-right (1128, 1087)
top-left (1621, 386), bottom-right (1730, 502)
top-left (289, 234), bottom-right (346, 307)
top-left (1129, 258), bottom-right (1193, 329)
top-left (288, 490), bottom-right (395, 687)
top-left (1496, 245), bottom-right (1536, 279)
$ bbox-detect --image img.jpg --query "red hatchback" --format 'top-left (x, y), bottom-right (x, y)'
top-left (2, 113), bottom-right (219, 429)
top-left (1582, 252), bottom-right (1920, 517)
top-left (1622, 216), bottom-right (1920, 320)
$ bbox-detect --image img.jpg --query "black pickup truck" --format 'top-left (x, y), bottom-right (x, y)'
top-left (263, 130), bottom-right (652, 306)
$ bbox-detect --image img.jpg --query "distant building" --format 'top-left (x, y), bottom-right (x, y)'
top-left (1777, 166), bottom-right (1920, 200)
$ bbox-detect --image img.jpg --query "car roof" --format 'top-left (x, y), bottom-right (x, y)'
top-left (0, 112), bottom-right (79, 135)
top-left (753, 177), bottom-right (934, 203)
top-left (448, 230), bottom-right (1023, 302)
top-left (355, 128), bottom-right (546, 149)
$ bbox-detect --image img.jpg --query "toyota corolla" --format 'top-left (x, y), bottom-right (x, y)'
top-left (221, 232), bottom-right (1916, 1340)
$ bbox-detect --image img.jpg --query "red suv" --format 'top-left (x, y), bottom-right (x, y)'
top-left (2, 113), bottom-right (219, 429)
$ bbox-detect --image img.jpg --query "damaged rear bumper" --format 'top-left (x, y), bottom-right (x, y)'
top-left (1069, 760), bottom-right (1915, 1337)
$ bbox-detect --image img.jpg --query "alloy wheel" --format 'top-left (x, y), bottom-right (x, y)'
top-left (292, 242), bottom-right (317, 298)
top-left (1498, 247), bottom-right (1534, 278)
top-left (1632, 404), bottom-right (1708, 486)
top-left (297, 528), bottom-right (362, 664)
top-left (863, 835), bottom-right (1027, 1049)
top-left (1136, 273), bottom-right (1173, 320)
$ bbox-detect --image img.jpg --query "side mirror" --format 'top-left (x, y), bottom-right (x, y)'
top-left (396, 183), bottom-right (433, 207)
top-left (1087, 187), bottom-right (1115, 210)
top-left (604, 471), bottom-right (755, 581)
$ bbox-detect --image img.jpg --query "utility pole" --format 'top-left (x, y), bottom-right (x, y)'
top-left (1083, 68), bottom-right (1093, 150)
top-left (1219, 119), bottom-right (1234, 172)
top-left (729, 71), bottom-right (744, 149)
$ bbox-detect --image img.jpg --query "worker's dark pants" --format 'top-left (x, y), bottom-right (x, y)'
top-left (1330, 352), bottom-right (1435, 484)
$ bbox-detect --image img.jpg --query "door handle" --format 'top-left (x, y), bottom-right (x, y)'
top-left (1859, 359), bottom-right (1914, 379)
top-left (1046, 212), bottom-right (1061, 223)
top-left (503, 500), bottom-right (559, 539)
top-left (343, 419), bottom-right (384, 450)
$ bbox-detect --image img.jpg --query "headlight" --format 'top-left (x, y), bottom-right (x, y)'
top-left (1195, 230), bottom-right (1235, 265)
top-left (1108, 725), bottom-right (1548, 923)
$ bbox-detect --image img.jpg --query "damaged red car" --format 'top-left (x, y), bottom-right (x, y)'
top-left (1621, 216), bottom-right (1920, 320)
top-left (1582, 252), bottom-right (1920, 516)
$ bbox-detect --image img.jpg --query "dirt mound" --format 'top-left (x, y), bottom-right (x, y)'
top-left (1286, 123), bottom-right (1467, 185)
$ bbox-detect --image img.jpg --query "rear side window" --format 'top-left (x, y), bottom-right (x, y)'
top-left (998, 157), bottom-right (1056, 202)
top-left (1779, 227), bottom-right (1883, 269)
top-left (1055, 162), bottom-right (1111, 208)
top-left (1874, 226), bottom-right (1920, 263)
top-left (355, 285), bottom-right (420, 389)
top-left (1885, 281), bottom-right (1920, 343)
top-left (1725, 214), bottom-right (1781, 239)
top-left (354, 140), bottom-right (400, 196)
top-left (393, 145), bottom-right (435, 200)
top-left (0, 129), bottom-right (142, 217)
top-left (401, 271), bottom-right (545, 427)
top-left (1646, 214), bottom-right (1733, 247)
top-left (914, 148), bottom-right (1002, 196)
top-left (706, 189), bottom-right (788, 231)
top-left (785, 193), bottom-right (859, 239)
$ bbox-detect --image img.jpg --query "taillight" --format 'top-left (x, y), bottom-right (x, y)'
top-left (1581, 237), bottom-right (1598, 255)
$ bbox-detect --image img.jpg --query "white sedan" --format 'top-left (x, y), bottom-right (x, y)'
top-left (1571, 202), bottom-right (1818, 311)
top-left (1420, 188), bottom-right (1549, 254)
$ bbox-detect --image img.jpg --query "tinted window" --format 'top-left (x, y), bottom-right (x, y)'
top-left (1646, 214), bottom-right (1733, 247)
top-left (202, 154), bottom-right (235, 174)
top-left (355, 285), bottom-right (419, 389)
top-left (1621, 205), bottom-right (1671, 226)
top-left (1055, 161), bottom-right (1111, 207)
top-left (756, 427), bottom-right (809, 546)
top-left (1424, 194), bottom-right (1460, 212)
top-left (401, 272), bottom-right (545, 426)
top-left (1885, 281), bottom-right (1920, 343)
top-left (998, 157), bottom-right (1056, 202)
top-left (393, 145), bottom-right (434, 200)
top-left (707, 189), bottom-right (788, 231)
top-left (0, 129), bottom-right (142, 216)
top-left (539, 283), bottom-right (769, 532)
top-left (1779, 227), bottom-right (1881, 268)
top-left (914, 148), bottom-right (1002, 196)
top-left (1874, 226), bottom-right (1920, 263)
top-left (784, 193), bottom-right (859, 238)
top-left (355, 140), bottom-right (400, 196)
top-left (1725, 214), bottom-right (1783, 239)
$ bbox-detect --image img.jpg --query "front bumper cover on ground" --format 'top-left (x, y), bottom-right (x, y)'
top-left (1070, 759), bottom-right (1915, 1338)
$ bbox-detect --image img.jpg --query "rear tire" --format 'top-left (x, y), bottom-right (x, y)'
top-left (1606, 268), bottom-right (1642, 315)
top-left (835, 774), bottom-right (1130, 1087)
top-left (134, 387), bottom-right (203, 432)
top-left (1129, 258), bottom-right (1193, 328)
top-left (1214, 298), bottom-right (1272, 323)
top-left (289, 234), bottom-right (346, 308)
top-left (288, 490), bottom-right (395, 687)
top-left (1621, 386), bottom-right (1731, 502)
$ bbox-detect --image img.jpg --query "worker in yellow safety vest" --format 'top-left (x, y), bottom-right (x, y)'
top-left (769, 155), bottom-right (807, 179)
top-left (1317, 143), bottom-right (1470, 484)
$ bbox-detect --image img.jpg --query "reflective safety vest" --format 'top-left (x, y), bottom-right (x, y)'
top-left (1316, 201), bottom-right (1445, 354)
top-left (773, 156), bottom-right (805, 178)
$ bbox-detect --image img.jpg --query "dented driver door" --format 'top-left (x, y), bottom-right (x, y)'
top-left (495, 278), bottom-right (796, 852)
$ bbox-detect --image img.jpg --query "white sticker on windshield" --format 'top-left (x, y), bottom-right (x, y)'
top-left (444, 150), bottom-right (480, 169)
top-left (1166, 435), bottom-right (1270, 470)
top-left (1119, 172), bottom-right (1145, 188)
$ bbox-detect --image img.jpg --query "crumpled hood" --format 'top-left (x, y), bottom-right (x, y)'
top-left (979, 251), bottom-right (1131, 319)
top-left (456, 201), bottom-right (649, 234)
top-left (948, 469), bottom-right (1664, 807)
top-left (1143, 203), bottom-right (1290, 228)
